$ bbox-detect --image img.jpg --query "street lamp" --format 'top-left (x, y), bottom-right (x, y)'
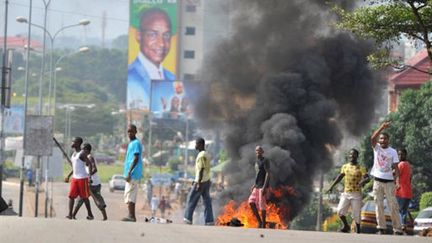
top-left (16, 16), bottom-right (90, 115)
top-left (16, 16), bottom-right (89, 217)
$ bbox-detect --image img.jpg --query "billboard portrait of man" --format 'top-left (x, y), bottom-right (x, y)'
top-left (127, 2), bottom-right (178, 111)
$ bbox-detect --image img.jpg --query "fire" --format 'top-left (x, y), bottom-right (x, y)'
top-left (217, 186), bottom-right (297, 229)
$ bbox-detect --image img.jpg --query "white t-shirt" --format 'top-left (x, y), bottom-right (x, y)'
top-left (72, 151), bottom-right (88, 179)
top-left (371, 144), bottom-right (399, 180)
top-left (86, 155), bottom-right (101, 186)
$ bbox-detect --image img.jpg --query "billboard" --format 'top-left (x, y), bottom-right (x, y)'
top-left (127, 0), bottom-right (178, 111)
top-left (4, 105), bottom-right (24, 134)
top-left (151, 80), bottom-right (202, 119)
top-left (24, 115), bottom-right (53, 156)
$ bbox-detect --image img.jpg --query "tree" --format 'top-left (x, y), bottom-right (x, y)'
top-left (359, 81), bottom-right (432, 203)
top-left (334, 0), bottom-right (432, 71)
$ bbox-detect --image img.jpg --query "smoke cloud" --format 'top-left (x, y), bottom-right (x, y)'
top-left (195, 0), bottom-right (384, 223)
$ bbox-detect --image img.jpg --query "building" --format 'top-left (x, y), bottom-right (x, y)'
top-left (0, 36), bottom-right (43, 53)
top-left (388, 49), bottom-right (431, 112)
top-left (178, 0), bottom-right (232, 81)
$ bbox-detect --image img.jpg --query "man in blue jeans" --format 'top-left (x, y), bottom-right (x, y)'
top-left (184, 137), bottom-right (214, 225)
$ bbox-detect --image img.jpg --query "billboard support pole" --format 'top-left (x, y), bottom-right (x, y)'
top-left (183, 117), bottom-right (189, 179)
top-left (148, 80), bottom-right (153, 161)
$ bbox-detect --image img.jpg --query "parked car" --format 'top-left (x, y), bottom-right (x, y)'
top-left (414, 207), bottom-right (432, 233)
top-left (108, 174), bottom-right (125, 192)
top-left (360, 200), bottom-right (414, 235)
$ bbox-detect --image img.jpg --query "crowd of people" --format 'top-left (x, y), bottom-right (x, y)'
top-left (327, 121), bottom-right (412, 235)
top-left (62, 120), bottom-right (415, 236)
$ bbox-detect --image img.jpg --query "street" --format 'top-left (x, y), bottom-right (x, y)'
top-left (1, 178), bottom-right (184, 221)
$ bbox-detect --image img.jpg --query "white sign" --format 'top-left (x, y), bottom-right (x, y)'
top-left (24, 115), bottom-right (53, 156)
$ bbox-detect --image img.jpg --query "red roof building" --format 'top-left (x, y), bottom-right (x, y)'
top-left (388, 49), bottom-right (431, 112)
top-left (0, 36), bottom-right (42, 52)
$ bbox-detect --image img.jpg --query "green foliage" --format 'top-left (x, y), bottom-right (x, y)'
top-left (10, 47), bottom-right (127, 140)
top-left (333, 0), bottom-right (432, 69)
top-left (291, 194), bottom-right (334, 231)
top-left (420, 192), bottom-right (432, 210)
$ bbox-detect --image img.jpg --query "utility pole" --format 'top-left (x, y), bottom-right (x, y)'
top-left (19, 0), bottom-right (33, 217)
top-left (0, 0), bottom-right (11, 198)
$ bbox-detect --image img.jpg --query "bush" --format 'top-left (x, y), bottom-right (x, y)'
top-left (419, 192), bottom-right (432, 210)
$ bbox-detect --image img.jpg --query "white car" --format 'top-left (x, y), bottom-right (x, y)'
top-left (108, 174), bottom-right (125, 192)
top-left (414, 207), bottom-right (432, 233)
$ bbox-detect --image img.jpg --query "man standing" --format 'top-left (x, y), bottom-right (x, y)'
top-left (184, 137), bottom-right (214, 225)
top-left (72, 143), bottom-right (108, 221)
top-left (370, 121), bottom-right (403, 235)
top-left (396, 148), bottom-right (412, 231)
top-left (65, 137), bottom-right (94, 220)
top-left (327, 149), bottom-right (368, 233)
top-left (122, 124), bottom-right (143, 222)
top-left (248, 146), bottom-right (270, 228)
top-left (127, 8), bottom-right (175, 110)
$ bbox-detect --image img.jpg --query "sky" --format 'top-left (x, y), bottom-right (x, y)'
top-left (0, 0), bottom-right (129, 41)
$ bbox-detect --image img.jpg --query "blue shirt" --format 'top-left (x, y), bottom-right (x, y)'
top-left (123, 138), bottom-right (143, 180)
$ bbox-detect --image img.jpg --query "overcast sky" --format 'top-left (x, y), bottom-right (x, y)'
top-left (1, 0), bottom-right (129, 41)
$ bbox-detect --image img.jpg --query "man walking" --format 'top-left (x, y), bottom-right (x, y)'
top-left (396, 148), bottom-right (412, 231)
top-left (248, 146), bottom-right (270, 228)
top-left (370, 121), bottom-right (403, 235)
top-left (327, 149), bottom-right (368, 233)
top-left (72, 143), bottom-right (108, 220)
top-left (122, 124), bottom-right (143, 222)
top-left (184, 137), bottom-right (214, 225)
top-left (65, 137), bottom-right (94, 220)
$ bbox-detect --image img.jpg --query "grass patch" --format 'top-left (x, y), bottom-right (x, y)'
top-left (62, 163), bottom-right (176, 183)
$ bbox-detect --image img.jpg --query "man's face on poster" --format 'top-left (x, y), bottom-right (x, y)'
top-left (139, 13), bottom-right (172, 66)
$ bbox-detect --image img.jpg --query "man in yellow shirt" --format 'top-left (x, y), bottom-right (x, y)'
top-left (184, 137), bottom-right (214, 225)
top-left (327, 149), bottom-right (369, 233)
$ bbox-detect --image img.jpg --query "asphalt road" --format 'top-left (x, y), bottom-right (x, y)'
top-left (2, 180), bottom-right (431, 243)
top-left (2, 179), bottom-right (185, 221)
top-left (1, 216), bottom-right (431, 243)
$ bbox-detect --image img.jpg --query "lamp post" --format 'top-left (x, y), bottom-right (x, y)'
top-left (16, 16), bottom-right (89, 217)
top-left (15, 16), bottom-right (90, 115)
top-left (18, 0), bottom-right (33, 217)
top-left (0, 0), bottom-right (10, 197)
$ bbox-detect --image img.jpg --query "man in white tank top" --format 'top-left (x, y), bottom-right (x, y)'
top-left (65, 137), bottom-right (94, 220)
top-left (72, 143), bottom-right (108, 220)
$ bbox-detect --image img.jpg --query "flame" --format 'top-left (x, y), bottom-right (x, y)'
top-left (217, 186), bottom-right (297, 229)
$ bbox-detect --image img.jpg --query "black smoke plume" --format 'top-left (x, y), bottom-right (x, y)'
top-left (195, 0), bottom-right (383, 224)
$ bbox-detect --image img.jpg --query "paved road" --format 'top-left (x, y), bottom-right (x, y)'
top-left (1, 217), bottom-right (430, 243)
top-left (2, 179), bottom-right (185, 222)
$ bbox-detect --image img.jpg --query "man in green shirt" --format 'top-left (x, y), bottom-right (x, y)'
top-left (183, 137), bottom-right (214, 225)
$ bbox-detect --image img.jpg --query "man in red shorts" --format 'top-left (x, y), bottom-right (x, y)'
top-left (65, 137), bottom-right (94, 220)
top-left (248, 146), bottom-right (270, 228)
